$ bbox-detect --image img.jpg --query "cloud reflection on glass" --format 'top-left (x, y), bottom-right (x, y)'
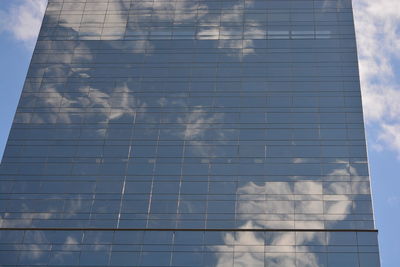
top-left (0, 0), bottom-right (380, 266)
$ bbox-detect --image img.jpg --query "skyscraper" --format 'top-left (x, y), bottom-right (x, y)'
top-left (0, 0), bottom-right (380, 266)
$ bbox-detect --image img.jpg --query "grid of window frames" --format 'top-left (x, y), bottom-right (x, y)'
top-left (0, 0), bottom-right (379, 266)
top-left (0, 230), bottom-right (379, 266)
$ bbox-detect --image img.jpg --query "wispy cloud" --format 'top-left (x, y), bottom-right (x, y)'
top-left (387, 195), bottom-right (400, 206)
top-left (353, 0), bottom-right (400, 158)
top-left (378, 124), bottom-right (400, 159)
top-left (0, 0), bottom-right (47, 48)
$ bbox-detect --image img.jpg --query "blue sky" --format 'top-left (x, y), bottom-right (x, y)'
top-left (0, 0), bottom-right (399, 265)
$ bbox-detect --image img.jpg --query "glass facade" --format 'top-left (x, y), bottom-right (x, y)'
top-left (0, 0), bottom-right (380, 266)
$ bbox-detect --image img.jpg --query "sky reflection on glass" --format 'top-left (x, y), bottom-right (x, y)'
top-left (0, 0), bottom-right (379, 266)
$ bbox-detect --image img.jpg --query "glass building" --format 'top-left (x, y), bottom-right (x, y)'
top-left (0, 0), bottom-right (380, 266)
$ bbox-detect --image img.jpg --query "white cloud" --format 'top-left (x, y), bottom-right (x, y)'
top-left (353, 0), bottom-right (400, 158)
top-left (0, 0), bottom-right (47, 48)
top-left (378, 124), bottom-right (400, 159)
